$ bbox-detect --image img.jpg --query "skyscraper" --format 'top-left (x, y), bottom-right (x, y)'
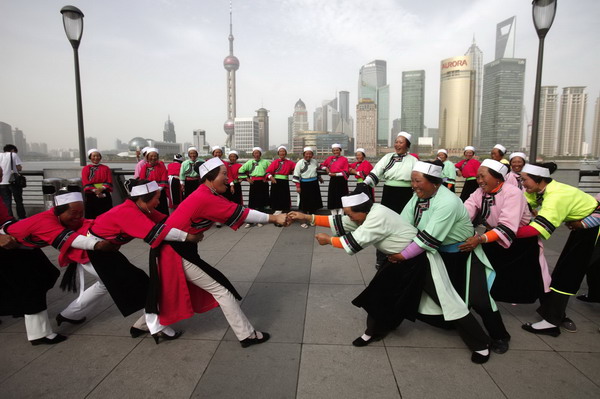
top-left (464, 37), bottom-right (483, 146)
top-left (592, 96), bottom-right (600, 158)
top-left (358, 60), bottom-right (389, 147)
top-left (438, 55), bottom-right (476, 155)
top-left (193, 129), bottom-right (210, 154)
top-left (538, 86), bottom-right (559, 157)
top-left (163, 116), bottom-right (176, 143)
top-left (338, 91), bottom-right (349, 122)
top-left (223, 2), bottom-right (240, 147)
top-left (86, 136), bottom-right (98, 151)
top-left (480, 16), bottom-right (525, 152)
top-left (287, 116), bottom-right (293, 148)
top-left (356, 99), bottom-right (377, 156)
top-left (558, 86), bottom-right (587, 156)
top-left (255, 108), bottom-right (269, 150)
top-left (292, 99), bottom-right (309, 140)
top-left (495, 16), bottom-right (516, 59)
top-left (401, 70), bottom-right (425, 140)
top-left (0, 121), bottom-right (12, 147)
top-left (233, 117), bottom-right (258, 152)
top-left (13, 127), bottom-right (27, 155)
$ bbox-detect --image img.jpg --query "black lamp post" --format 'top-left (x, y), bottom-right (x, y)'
top-left (530, 0), bottom-right (557, 162)
top-left (60, 5), bottom-right (86, 166)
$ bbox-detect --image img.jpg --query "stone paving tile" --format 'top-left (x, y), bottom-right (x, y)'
top-left (311, 253), bottom-right (364, 284)
top-left (303, 284), bottom-right (369, 345)
top-left (192, 341), bottom-right (301, 399)
top-left (255, 251), bottom-right (313, 284)
top-left (87, 338), bottom-right (219, 399)
top-left (0, 333), bottom-right (53, 384)
top-left (483, 350), bottom-right (600, 398)
top-left (224, 282), bottom-right (309, 344)
top-left (271, 224), bottom-right (317, 253)
top-left (560, 351), bottom-right (600, 386)
top-left (383, 319), bottom-right (468, 349)
top-left (0, 335), bottom-right (140, 398)
top-left (388, 347), bottom-right (505, 399)
top-left (215, 249), bottom-right (270, 282)
top-left (297, 344), bottom-right (400, 399)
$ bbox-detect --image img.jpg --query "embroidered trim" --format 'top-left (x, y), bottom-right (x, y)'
top-left (416, 230), bottom-right (442, 250)
top-left (225, 205), bottom-right (245, 227)
top-left (52, 229), bottom-right (75, 250)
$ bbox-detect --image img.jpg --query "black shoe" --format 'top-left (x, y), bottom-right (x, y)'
top-left (152, 330), bottom-right (183, 345)
top-left (471, 350), bottom-right (490, 364)
top-left (240, 331), bottom-right (270, 348)
top-left (375, 264), bottom-right (381, 270)
top-left (56, 313), bottom-right (86, 326)
top-left (130, 327), bottom-right (148, 338)
top-left (576, 295), bottom-right (600, 303)
top-left (491, 338), bottom-right (510, 354)
top-left (352, 335), bottom-right (382, 347)
top-left (521, 322), bottom-right (560, 337)
top-left (561, 317), bottom-right (577, 333)
top-left (31, 334), bottom-right (67, 346)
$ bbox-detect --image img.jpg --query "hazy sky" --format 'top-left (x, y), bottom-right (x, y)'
top-left (1, 0), bottom-right (598, 152)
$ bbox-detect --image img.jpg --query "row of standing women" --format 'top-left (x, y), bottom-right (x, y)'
top-left (0, 157), bottom-right (289, 347)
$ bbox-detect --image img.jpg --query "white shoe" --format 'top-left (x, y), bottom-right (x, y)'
top-left (273, 211), bottom-right (282, 215)
top-left (300, 223), bottom-right (309, 229)
top-left (257, 223), bottom-right (264, 228)
top-left (244, 223), bottom-right (252, 228)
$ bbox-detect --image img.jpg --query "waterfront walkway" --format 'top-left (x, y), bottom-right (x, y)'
top-left (1, 223), bottom-right (600, 398)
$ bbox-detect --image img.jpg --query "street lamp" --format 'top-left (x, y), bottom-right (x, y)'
top-left (60, 5), bottom-right (86, 166)
top-left (529, 0), bottom-right (557, 162)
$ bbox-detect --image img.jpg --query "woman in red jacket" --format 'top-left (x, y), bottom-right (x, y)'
top-left (82, 149), bottom-right (113, 218)
top-left (266, 146), bottom-right (295, 214)
top-left (139, 148), bottom-right (169, 215)
top-left (320, 143), bottom-right (349, 215)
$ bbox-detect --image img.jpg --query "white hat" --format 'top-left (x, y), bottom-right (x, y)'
top-left (277, 145), bottom-right (288, 152)
top-left (331, 143), bottom-right (342, 149)
top-left (141, 147), bottom-right (150, 155)
top-left (211, 145), bottom-right (222, 154)
top-left (130, 181), bottom-right (162, 196)
top-left (252, 147), bottom-right (263, 153)
top-left (509, 152), bottom-right (528, 162)
top-left (437, 149), bottom-right (448, 155)
top-left (397, 131), bottom-right (412, 142)
top-left (228, 150), bottom-right (239, 157)
top-left (198, 157), bottom-right (225, 178)
top-left (413, 161), bottom-right (442, 178)
top-left (187, 146), bottom-right (198, 154)
top-left (493, 144), bottom-right (507, 154)
top-left (355, 148), bottom-right (366, 156)
top-left (481, 159), bottom-right (509, 177)
top-left (54, 192), bottom-right (83, 207)
top-left (341, 192), bottom-right (371, 208)
top-left (522, 164), bottom-right (550, 178)
top-left (303, 147), bottom-right (313, 153)
top-left (464, 146), bottom-right (476, 153)
top-left (145, 147), bottom-right (159, 156)
top-left (87, 148), bottom-right (101, 157)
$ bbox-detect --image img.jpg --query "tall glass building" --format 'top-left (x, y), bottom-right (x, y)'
top-left (538, 86), bottom-right (559, 157)
top-left (464, 38), bottom-right (483, 147)
top-left (358, 60), bottom-right (389, 147)
top-left (401, 70), bottom-right (425, 141)
top-left (558, 86), bottom-right (587, 156)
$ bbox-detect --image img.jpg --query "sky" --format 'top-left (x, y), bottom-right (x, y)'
top-left (1, 0), bottom-right (598, 152)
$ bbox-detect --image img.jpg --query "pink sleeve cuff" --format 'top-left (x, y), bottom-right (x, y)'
top-left (400, 241), bottom-right (425, 260)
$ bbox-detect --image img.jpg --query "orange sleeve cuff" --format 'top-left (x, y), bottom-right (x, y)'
top-left (331, 236), bottom-right (343, 248)
top-left (314, 215), bottom-right (331, 227)
top-left (484, 230), bottom-right (500, 243)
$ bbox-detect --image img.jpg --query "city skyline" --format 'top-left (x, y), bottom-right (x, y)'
top-left (1, 0), bottom-right (599, 152)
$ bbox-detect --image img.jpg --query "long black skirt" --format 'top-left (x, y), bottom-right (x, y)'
top-left (270, 179), bottom-right (292, 211)
top-left (156, 189), bottom-right (169, 216)
top-left (299, 180), bottom-right (322, 213)
top-left (168, 177), bottom-right (182, 208)
top-left (352, 252), bottom-right (428, 330)
top-left (0, 248), bottom-right (59, 316)
top-left (223, 182), bottom-right (243, 205)
top-left (183, 179), bottom-right (200, 199)
top-left (249, 180), bottom-right (269, 210)
top-left (84, 191), bottom-right (112, 219)
top-left (484, 237), bottom-right (545, 304)
top-left (327, 176), bottom-right (348, 209)
top-left (87, 250), bottom-right (149, 317)
top-left (460, 179), bottom-right (479, 202)
top-left (380, 185), bottom-right (413, 215)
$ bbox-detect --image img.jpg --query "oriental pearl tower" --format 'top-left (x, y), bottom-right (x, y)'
top-left (223, 1), bottom-right (239, 148)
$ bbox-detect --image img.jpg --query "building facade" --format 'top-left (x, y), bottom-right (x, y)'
top-left (401, 70), bottom-right (425, 140)
top-left (538, 86), bottom-right (559, 157)
top-left (0, 122), bottom-right (12, 148)
top-left (255, 108), bottom-right (269, 150)
top-left (358, 60), bottom-right (389, 146)
top-left (356, 99), bottom-right (377, 157)
top-left (438, 55), bottom-right (476, 155)
top-left (234, 117), bottom-right (259, 153)
top-left (558, 86), bottom-right (587, 156)
top-left (464, 37), bottom-right (483, 146)
top-left (163, 116), bottom-right (176, 143)
top-left (592, 96), bottom-right (600, 158)
top-left (192, 129), bottom-right (211, 154)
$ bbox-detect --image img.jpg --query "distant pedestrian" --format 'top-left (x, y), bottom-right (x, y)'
top-left (139, 148), bottom-right (169, 215)
top-left (0, 144), bottom-right (26, 219)
top-left (167, 153), bottom-right (183, 211)
top-left (180, 147), bottom-right (202, 199)
top-left (349, 148), bottom-right (374, 200)
top-left (455, 146), bottom-right (481, 202)
top-left (436, 149), bottom-right (456, 192)
top-left (224, 150), bottom-right (243, 205)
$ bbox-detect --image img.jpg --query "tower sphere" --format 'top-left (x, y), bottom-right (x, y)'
top-left (224, 119), bottom-right (235, 135)
top-left (128, 137), bottom-right (149, 151)
top-left (224, 55), bottom-right (240, 71)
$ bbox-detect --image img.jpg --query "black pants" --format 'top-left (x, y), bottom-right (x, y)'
top-left (376, 185), bottom-right (413, 266)
top-left (0, 184), bottom-right (26, 219)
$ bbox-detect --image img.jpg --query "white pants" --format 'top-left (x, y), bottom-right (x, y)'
top-left (24, 310), bottom-right (53, 341)
top-left (60, 263), bottom-right (166, 334)
top-left (182, 259), bottom-right (254, 340)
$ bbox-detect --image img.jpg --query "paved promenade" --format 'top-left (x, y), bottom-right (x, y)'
top-left (1, 222), bottom-right (599, 398)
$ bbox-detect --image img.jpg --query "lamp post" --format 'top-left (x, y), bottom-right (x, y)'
top-left (60, 5), bottom-right (86, 166)
top-left (530, 0), bottom-right (557, 162)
